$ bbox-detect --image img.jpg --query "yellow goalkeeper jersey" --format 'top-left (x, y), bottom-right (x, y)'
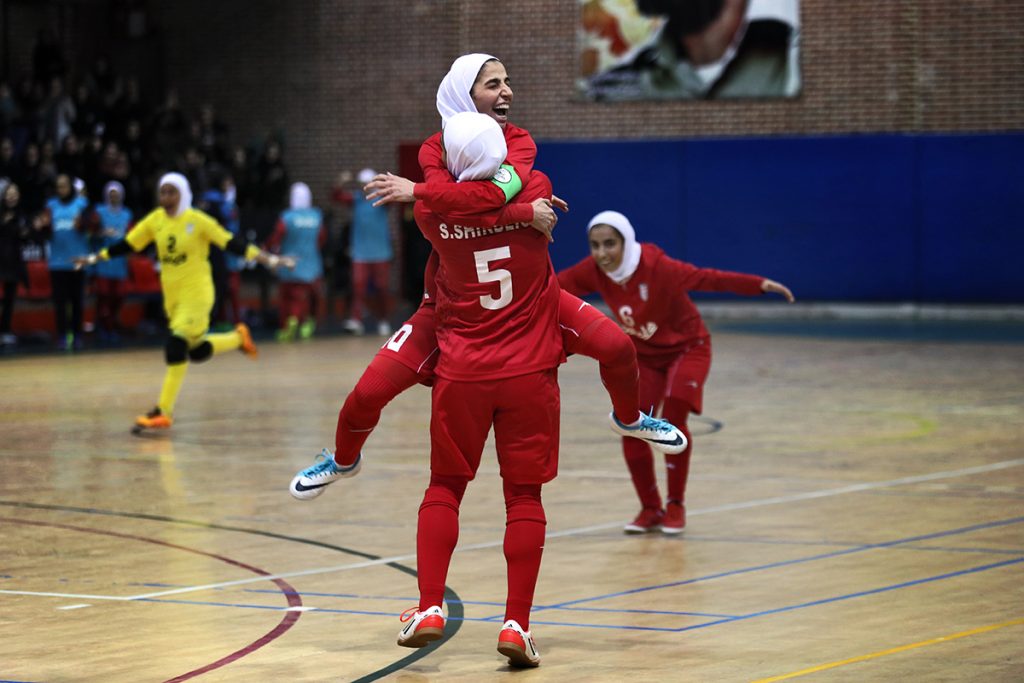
top-left (125, 207), bottom-right (249, 295)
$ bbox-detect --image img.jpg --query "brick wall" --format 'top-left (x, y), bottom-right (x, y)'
top-left (11, 1), bottom-right (1022, 199)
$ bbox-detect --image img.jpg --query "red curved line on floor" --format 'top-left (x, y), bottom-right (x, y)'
top-left (2, 517), bottom-right (303, 682)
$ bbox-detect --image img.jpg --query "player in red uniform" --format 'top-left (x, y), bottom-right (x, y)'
top-left (558, 210), bottom-right (795, 534)
top-left (289, 53), bottom-right (684, 501)
top-left (390, 112), bottom-right (560, 666)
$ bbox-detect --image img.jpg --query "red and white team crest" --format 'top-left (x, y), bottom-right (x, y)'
top-left (639, 283), bottom-right (649, 301)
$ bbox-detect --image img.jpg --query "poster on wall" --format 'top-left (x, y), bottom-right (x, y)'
top-left (578, 0), bottom-right (801, 101)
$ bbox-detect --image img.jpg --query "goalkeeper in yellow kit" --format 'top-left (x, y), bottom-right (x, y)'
top-left (76, 172), bottom-right (294, 432)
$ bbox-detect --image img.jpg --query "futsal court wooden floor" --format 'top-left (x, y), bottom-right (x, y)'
top-left (1, 320), bottom-right (1022, 682)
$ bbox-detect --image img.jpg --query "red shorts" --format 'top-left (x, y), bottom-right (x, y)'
top-left (639, 337), bottom-right (711, 415)
top-left (429, 369), bottom-right (560, 485)
top-left (376, 303), bottom-right (439, 385)
top-left (557, 290), bottom-right (608, 354)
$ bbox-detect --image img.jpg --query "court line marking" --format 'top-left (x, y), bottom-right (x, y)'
top-left (0, 517), bottom-right (303, 683)
top-left (750, 616), bottom-right (1024, 682)
top-left (539, 515), bottom-right (1024, 611)
top-left (674, 556), bottom-right (1024, 634)
top-left (3, 457), bottom-right (1022, 604)
top-left (0, 511), bottom-right (467, 683)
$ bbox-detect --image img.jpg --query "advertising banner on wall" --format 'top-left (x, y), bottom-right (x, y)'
top-left (578, 0), bottom-right (801, 101)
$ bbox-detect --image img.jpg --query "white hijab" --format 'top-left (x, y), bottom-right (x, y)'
top-left (443, 112), bottom-right (507, 182)
top-left (158, 172), bottom-right (192, 217)
top-left (436, 53), bottom-right (499, 128)
top-left (103, 180), bottom-right (124, 206)
top-left (289, 182), bottom-right (312, 209)
top-left (587, 210), bottom-right (643, 284)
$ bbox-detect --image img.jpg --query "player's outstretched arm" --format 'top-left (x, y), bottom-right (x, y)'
top-left (73, 238), bottom-right (134, 269)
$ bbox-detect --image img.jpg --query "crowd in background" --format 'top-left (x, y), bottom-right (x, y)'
top-left (0, 36), bottom-right (399, 353)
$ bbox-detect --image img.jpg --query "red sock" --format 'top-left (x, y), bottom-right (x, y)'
top-left (503, 481), bottom-right (546, 630)
top-left (623, 438), bottom-right (662, 510)
top-left (663, 401), bottom-right (692, 504)
top-left (416, 474), bottom-right (468, 611)
top-left (334, 356), bottom-right (419, 466)
top-left (574, 317), bottom-right (641, 424)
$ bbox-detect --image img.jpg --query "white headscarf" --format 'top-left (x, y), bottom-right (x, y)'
top-left (443, 112), bottom-right (507, 182)
top-left (158, 172), bottom-right (192, 217)
top-left (587, 210), bottom-right (643, 284)
top-left (436, 53), bottom-right (499, 128)
top-left (289, 182), bottom-right (312, 209)
top-left (103, 180), bottom-right (124, 206)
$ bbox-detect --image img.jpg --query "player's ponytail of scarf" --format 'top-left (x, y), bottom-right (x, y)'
top-left (289, 182), bottom-right (312, 209)
top-left (158, 172), bottom-right (192, 217)
top-left (587, 210), bottom-right (643, 284)
top-left (443, 112), bottom-right (507, 182)
top-left (436, 53), bottom-right (500, 129)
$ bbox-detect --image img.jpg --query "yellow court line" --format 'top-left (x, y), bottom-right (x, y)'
top-left (751, 617), bottom-right (1024, 682)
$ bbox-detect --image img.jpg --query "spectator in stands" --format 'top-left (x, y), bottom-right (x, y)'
top-left (343, 168), bottom-right (393, 336)
top-left (56, 132), bottom-right (86, 180)
top-left (41, 77), bottom-right (76, 150)
top-left (16, 143), bottom-right (51, 213)
top-left (39, 139), bottom-right (58, 182)
top-left (256, 139), bottom-right (289, 209)
top-left (71, 82), bottom-right (103, 140)
top-left (0, 82), bottom-right (19, 131)
top-left (93, 181), bottom-right (133, 343)
top-left (0, 182), bottom-right (32, 347)
top-left (36, 173), bottom-right (93, 349)
top-left (267, 181), bottom-right (325, 341)
top-left (197, 103), bottom-right (229, 166)
top-left (0, 137), bottom-right (17, 181)
top-left (229, 145), bottom-right (256, 209)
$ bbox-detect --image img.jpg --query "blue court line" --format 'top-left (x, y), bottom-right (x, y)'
top-left (69, 556), bottom-right (1024, 636)
top-left (673, 555), bottom-right (1024, 633)
top-left (129, 596), bottom-right (690, 632)
top-left (539, 515), bottom-right (1024, 612)
top-left (681, 535), bottom-right (1024, 556)
top-left (125, 583), bottom-right (735, 618)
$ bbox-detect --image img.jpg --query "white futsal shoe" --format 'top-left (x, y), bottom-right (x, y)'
top-left (497, 619), bottom-right (540, 668)
top-left (609, 411), bottom-right (687, 454)
top-left (288, 449), bottom-right (362, 500)
top-left (397, 605), bottom-right (446, 648)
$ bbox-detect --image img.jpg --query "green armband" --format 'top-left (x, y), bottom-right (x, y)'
top-left (490, 164), bottom-right (523, 204)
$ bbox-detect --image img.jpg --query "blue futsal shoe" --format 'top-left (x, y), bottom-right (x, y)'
top-left (289, 449), bottom-right (362, 500)
top-left (609, 412), bottom-right (687, 454)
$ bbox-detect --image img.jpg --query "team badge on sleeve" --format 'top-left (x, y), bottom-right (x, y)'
top-left (490, 164), bottom-right (523, 202)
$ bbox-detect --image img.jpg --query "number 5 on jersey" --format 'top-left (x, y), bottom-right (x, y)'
top-left (474, 246), bottom-right (512, 310)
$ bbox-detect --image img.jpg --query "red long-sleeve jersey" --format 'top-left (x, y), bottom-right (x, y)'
top-left (415, 170), bottom-right (562, 381)
top-left (415, 122), bottom-right (536, 225)
top-left (416, 121), bottom-right (538, 301)
top-left (558, 244), bottom-right (765, 365)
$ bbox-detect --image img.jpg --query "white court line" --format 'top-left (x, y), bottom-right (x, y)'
top-left (5, 457), bottom-right (1024, 606)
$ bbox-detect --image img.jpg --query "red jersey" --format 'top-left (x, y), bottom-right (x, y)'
top-left (417, 122), bottom-right (537, 301)
top-left (415, 171), bottom-right (563, 382)
top-left (415, 122), bottom-right (537, 226)
top-left (558, 244), bottom-right (765, 365)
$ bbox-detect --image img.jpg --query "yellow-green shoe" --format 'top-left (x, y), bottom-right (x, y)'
top-left (276, 316), bottom-right (298, 343)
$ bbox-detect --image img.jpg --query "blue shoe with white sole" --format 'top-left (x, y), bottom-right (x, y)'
top-left (609, 412), bottom-right (687, 454)
top-left (289, 449), bottom-right (362, 500)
